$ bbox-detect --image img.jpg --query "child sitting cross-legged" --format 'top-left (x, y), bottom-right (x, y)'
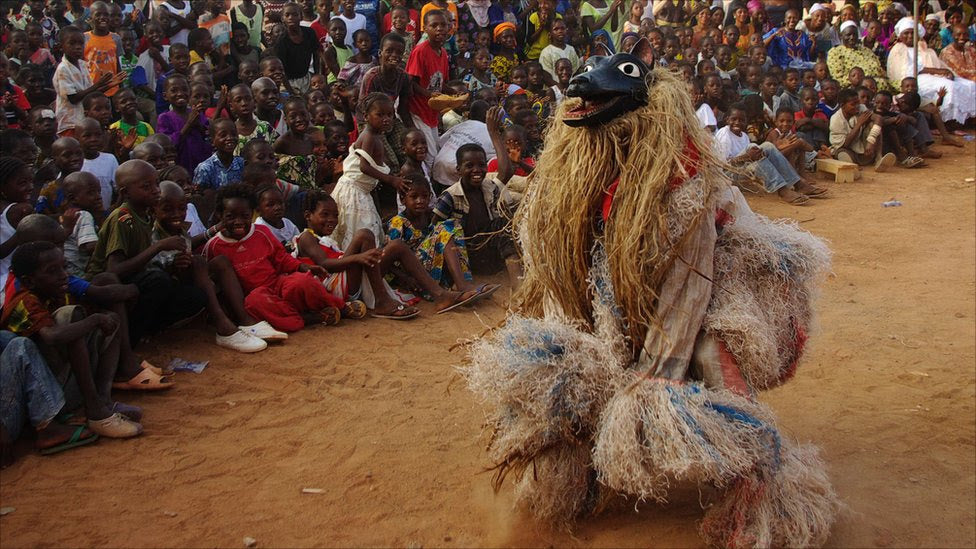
top-left (296, 190), bottom-right (492, 318)
top-left (152, 181), bottom-right (283, 351)
top-left (765, 107), bottom-right (825, 192)
top-left (3, 241), bottom-right (144, 438)
top-left (203, 184), bottom-right (346, 332)
top-left (388, 174), bottom-right (499, 298)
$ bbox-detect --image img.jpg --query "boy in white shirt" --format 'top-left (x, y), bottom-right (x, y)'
top-left (61, 172), bottom-right (102, 277)
top-left (52, 25), bottom-right (124, 136)
top-left (714, 104), bottom-right (825, 205)
top-left (76, 118), bottom-right (119, 212)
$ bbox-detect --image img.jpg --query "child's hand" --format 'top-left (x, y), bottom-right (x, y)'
top-left (120, 127), bottom-right (138, 150)
top-left (156, 235), bottom-right (188, 252)
top-left (938, 86), bottom-right (948, 98)
top-left (93, 312), bottom-right (119, 335)
top-left (387, 175), bottom-right (409, 194)
top-left (300, 264), bottom-right (328, 278)
top-left (172, 251), bottom-right (193, 271)
top-left (354, 249), bottom-right (383, 268)
top-left (486, 105), bottom-right (505, 136)
top-left (60, 208), bottom-right (80, 234)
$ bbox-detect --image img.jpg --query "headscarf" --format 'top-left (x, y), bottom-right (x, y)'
top-left (589, 29), bottom-right (616, 55)
top-left (465, 0), bottom-right (491, 29)
top-left (840, 20), bottom-right (858, 34)
top-left (894, 16), bottom-right (923, 38)
top-left (809, 3), bottom-right (827, 15)
top-left (493, 21), bottom-right (516, 41)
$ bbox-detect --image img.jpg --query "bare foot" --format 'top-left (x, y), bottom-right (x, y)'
top-left (942, 136), bottom-right (964, 148)
top-left (777, 187), bottom-right (811, 205)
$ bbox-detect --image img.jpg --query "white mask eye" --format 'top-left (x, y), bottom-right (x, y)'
top-left (617, 62), bottom-right (641, 77)
top-left (582, 64), bottom-right (594, 72)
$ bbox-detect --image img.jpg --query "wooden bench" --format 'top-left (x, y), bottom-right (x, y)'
top-left (816, 158), bottom-right (860, 183)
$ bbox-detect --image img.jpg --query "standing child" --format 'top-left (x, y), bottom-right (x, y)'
top-left (251, 77), bottom-right (287, 138)
top-left (109, 89), bottom-right (155, 156)
top-left (203, 184), bottom-right (344, 332)
top-left (231, 0), bottom-right (265, 49)
top-left (323, 18), bottom-right (354, 83)
top-left (406, 10), bottom-right (451, 171)
top-left (388, 6), bottom-right (417, 61)
top-left (462, 47), bottom-right (497, 92)
top-left (227, 84), bottom-right (273, 154)
top-left (194, 118), bottom-right (245, 190)
top-left (330, 93), bottom-right (407, 248)
top-left (539, 19), bottom-right (579, 82)
top-left (274, 97), bottom-right (319, 189)
top-left (155, 43), bottom-right (190, 115)
top-left (274, 2), bottom-right (321, 94)
top-left (84, 1), bottom-right (124, 98)
top-left (336, 0), bottom-right (368, 50)
top-left (36, 137), bottom-right (85, 215)
top-left (157, 75), bottom-right (213, 174)
top-left (76, 118), bottom-right (120, 212)
top-left (338, 29), bottom-right (378, 89)
top-left (53, 26), bottom-right (125, 136)
top-left (60, 172), bottom-right (103, 277)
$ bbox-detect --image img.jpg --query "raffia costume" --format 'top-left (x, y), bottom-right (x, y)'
top-left (461, 57), bottom-right (840, 547)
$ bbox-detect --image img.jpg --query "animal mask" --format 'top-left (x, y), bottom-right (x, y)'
top-left (564, 38), bottom-right (656, 127)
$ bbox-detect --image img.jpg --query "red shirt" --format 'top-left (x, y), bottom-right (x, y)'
top-left (310, 19), bottom-right (330, 50)
top-left (382, 9), bottom-right (420, 41)
top-left (203, 224), bottom-right (303, 293)
top-left (406, 40), bottom-right (449, 129)
top-left (794, 109), bottom-right (828, 122)
top-left (487, 156), bottom-right (534, 176)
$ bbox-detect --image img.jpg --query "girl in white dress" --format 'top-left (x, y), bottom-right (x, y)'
top-left (330, 92), bottom-right (408, 249)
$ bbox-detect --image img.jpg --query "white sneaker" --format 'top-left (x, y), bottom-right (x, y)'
top-left (239, 321), bottom-right (288, 341)
top-left (216, 330), bottom-right (268, 353)
top-left (88, 413), bottom-right (143, 438)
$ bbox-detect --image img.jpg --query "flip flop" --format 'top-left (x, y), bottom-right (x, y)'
top-left (37, 424), bottom-right (98, 456)
top-left (139, 360), bottom-right (171, 377)
top-left (467, 283), bottom-right (500, 304)
top-left (434, 289), bottom-right (481, 315)
top-left (112, 368), bottom-right (176, 391)
top-left (371, 304), bottom-right (420, 320)
top-left (319, 307), bottom-right (341, 326)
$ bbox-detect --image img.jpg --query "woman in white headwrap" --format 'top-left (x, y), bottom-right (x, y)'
top-left (797, 3), bottom-right (839, 59)
top-left (887, 17), bottom-right (976, 124)
top-left (828, 20), bottom-right (893, 90)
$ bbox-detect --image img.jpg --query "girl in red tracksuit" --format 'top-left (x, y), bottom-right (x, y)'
top-left (203, 184), bottom-right (345, 332)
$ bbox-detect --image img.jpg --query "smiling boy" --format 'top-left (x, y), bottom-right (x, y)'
top-left (406, 9), bottom-right (450, 171)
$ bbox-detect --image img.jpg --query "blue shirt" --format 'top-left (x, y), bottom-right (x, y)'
top-left (192, 153), bottom-right (245, 190)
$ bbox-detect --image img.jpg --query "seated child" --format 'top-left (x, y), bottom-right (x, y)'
top-left (77, 118), bottom-right (120, 213)
top-left (130, 142), bottom-right (167, 170)
top-left (794, 87), bottom-right (829, 150)
top-left (765, 107), bottom-right (823, 186)
top-left (388, 175), bottom-right (499, 296)
top-left (36, 136), bottom-right (85, 215)
top-left (816, 78), bottom-right (840, 118)
top-left (85, 160), bottom-right (209, 344)
top-left (488, 125), bottom-right (535, 176)
top-left (874, 90), bottom-right (925, 169)
top-left (254, 185), bottom-right (300, 252)
top-left (153, 181), bottom-right (282, 351)
top-left (779, 68), bottom-right (802, 113)
top-left (714, 103), bottom-right (823, 205)
top-left (159, 164), bottom-right (208, 240)
top-left (143, 133), bottom-right (178, 166)
top-left (431, 107), bottom-right (520, 282)
top-left (157, 75), bottom-right (213, 174)
top-left (0, 157), bottom-right (35, 304)
top-left (320, 119), bottom-right (350, 190)
top-left (829, 88), bottom-right (896, 172)
top-left (895, 91), bottom-right (941, 159)
top-left (202, 184), bottom-right (344, 332)
top-left (61, 172), bottom-right (103, 277)
top-left (3, 241), bottom-right (143, 438)
top-left (193, 118), bottom-right (245, 190)
top-left (227, 84), bottom-right (273, 155)
top-left (297, 190), bottom-right (491, 317)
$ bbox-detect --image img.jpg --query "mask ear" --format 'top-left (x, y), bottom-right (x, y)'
top-left (629, 37), bottom-right (655, 69)
top-left (593, 42), bottom-right (613, 57)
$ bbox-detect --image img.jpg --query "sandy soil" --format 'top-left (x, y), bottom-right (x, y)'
top-left (1, 140), bottom-right (974, 548)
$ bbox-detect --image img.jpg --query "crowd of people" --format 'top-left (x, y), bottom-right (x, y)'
top-left (0, 0), bottom-right (972, 462)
